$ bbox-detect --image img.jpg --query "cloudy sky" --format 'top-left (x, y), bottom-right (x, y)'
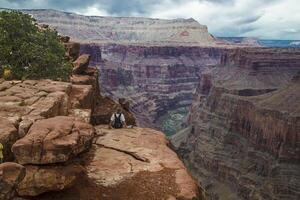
top-left (1, 0), bottom-right (300, 39)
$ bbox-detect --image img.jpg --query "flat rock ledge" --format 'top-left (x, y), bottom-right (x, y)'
top-left (84, 126), bottom-right (204, 200)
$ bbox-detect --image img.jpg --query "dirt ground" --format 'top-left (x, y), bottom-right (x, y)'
top-left (28, 168), bottom-right (180, 200)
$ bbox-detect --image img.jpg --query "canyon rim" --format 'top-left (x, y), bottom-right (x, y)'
top-left (0, 6), bottom-right (299, 200)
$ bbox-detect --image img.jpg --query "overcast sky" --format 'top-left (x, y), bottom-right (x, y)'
top-left (1, 0), bottom-right (300, 39)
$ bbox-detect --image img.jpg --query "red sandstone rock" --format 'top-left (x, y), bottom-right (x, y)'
top-left (92, 96), bottom-right (136, 126)
top-left (0, 162), bottom-right (26, 200)
top-left (72, 54), bottom-right (91, 74)
top-left (85, 126), bottom-right (203, 200)
top-left (0, 80), bottom-right (72, 137)
top-left (64, 42), bottom-right (80, 61)
top-left (12, 116), bottom-right (95, 165)
top-left (69, 84), bottom-right (93, 109)
top-left (17, 164), bottom-right (82, 197)
top-left (0, 117), bottom-right (18, 161)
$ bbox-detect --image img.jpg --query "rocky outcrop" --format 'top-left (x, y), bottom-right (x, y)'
top-left (20, 9), bottom-right (226, 129)
top-left (0, 162), bottom-right (26, 200)
top-left (12, 116), bottom-right (95, 165)
top-left (0, 36), bottom-right (98, 198)
top-left (27, 126), bottom-right (203, 200)
top-left (72, 54), bottom-right (91, 74)
top-left (0, 117), bottom-right (18, 161)
top-left (92, 96), bottom-right (136, 126)
top-left (0, 33), bottom-right (199, 200)
top-left (17, 164), bottom-right (82, 196)
top-left (83, 44), bottom-right (225, 127)
top-left (171, 49), bottom-right (300, 200)
top-left (88, 126), bottom-right (203, 199)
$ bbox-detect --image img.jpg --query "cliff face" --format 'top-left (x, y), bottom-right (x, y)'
top-left (81, 43), bottom-right (225, 126)
top-left (171, 48), bottom-right (300, 200)
top-left (20, 9), bottom-right (226, 128)
top-left (0, 39), bottom-right (201, 200)
top-left (24, 9), bottom-right (216, 46)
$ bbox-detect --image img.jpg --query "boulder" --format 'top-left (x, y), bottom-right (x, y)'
top-left (12, 116), bottom-right (95, 165)
top-left (64, 42), bottom-right (80, 61)
top-left (72, 54), bottom-right (91, 74)
top-left (17, 165), bottom-right (82, 197)
top-left (0, 162), bottom-right (26, 200)
top-left (0, 117), bottom-right (18, 161)
top-left (69, 84), bottom-right (93, 109)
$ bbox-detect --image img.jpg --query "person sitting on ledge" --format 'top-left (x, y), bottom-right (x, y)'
top-left (109, 108), bottom-right (127, 129)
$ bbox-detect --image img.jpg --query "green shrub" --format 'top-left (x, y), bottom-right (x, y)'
top-left (0, 11), bottom-right (72, 81)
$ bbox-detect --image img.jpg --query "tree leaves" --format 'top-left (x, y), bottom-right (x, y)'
top-left (0, 11), bottom-right (72, 81)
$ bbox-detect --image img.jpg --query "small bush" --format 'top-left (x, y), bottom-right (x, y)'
top-left (0, 11), bottom-right (72, 81)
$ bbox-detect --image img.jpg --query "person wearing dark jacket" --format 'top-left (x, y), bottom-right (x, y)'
top-left (109, 108), bottom-right (126, 129)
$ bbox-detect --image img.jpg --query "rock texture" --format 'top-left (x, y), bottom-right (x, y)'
top-left (87, 126), bottom-right (203, 199)
top-left (30, 126), bottom-right (204, 200)
top-left (12, 116), bottom-right (95, 165)
top-left (21, 9), bottom-right (226, 127)
top-left (92, 96), bottom-right (136, 126)
top-left (72, 54), bottom-right (91, 74)
top-left (171, 48), bottom-right (300, 200)
top-left (0, 34), bottom-right (199, 200)
top-left (17, 164), bottom-right (82, 196)
top-left (24, 9), bottom-right (216, 46)
top-left (84, 44), bottom-right (225, 127)
top-left (0, 117), bottom-right (18, 161)
top-left (0, 162), bottom-right (26, 200)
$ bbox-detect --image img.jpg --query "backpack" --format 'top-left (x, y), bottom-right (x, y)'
top-left (113, 113), bottom-right (123, 128)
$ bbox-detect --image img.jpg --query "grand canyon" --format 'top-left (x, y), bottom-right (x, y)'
top-left (0, 8), bottom-right (299, 200)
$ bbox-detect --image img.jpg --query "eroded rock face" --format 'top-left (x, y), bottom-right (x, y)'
top-left (72, 54), bottom-right (91, 74)
top-left (64, 42), bottom-right (80, 61)
top-left (92, 96), bottom-right (136, 126)
top-left (171, 50), bottom-right (300, 200)
top-left (24, 9), bottom-right (216, 46)
top-left (19, 9), bottom-right (224, 128)
top-left (12, 116), bottom-right (95, 165)
top-left (17, 165), bottom-right (82, 196)
top-left (0, 162), bottom-right (26, 200)
top-left (84, 44), bottom-right (225, 127)
top-left (0, 79), bottom-right (72, 137)
top-left (0, 117), bottom-right (18, 161)
top-left (85, 126), bottom-right (203, 200)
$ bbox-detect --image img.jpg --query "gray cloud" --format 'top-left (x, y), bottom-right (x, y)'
top-left (1, 0), bottom-right (300, 39)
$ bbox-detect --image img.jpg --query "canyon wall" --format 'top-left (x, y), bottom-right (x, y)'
top-left (0, 38), bottom-right (201, 200)
top-left (81, 43), bottom-right (225, 126)
top-left (171, 47), bottom-right (300, 200)
top-left (23, 9), bottom-right (228, 128)
top-left (24, 9), bottom-right (216, 46)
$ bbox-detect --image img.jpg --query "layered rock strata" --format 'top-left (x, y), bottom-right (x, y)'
top-left (0, 35), bottom-right (200, 200)
top-left (21, 9), bottom-right (225, 127)
top-left (82, 43), bottom-right (225, 127)
top-left (171, 48), bottom-right (300, 200)
top-left (24, 9), bottom-right (216, 46)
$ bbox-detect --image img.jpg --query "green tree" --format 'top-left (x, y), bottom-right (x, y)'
top-left (0, 11), bottom-right (72, 80)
